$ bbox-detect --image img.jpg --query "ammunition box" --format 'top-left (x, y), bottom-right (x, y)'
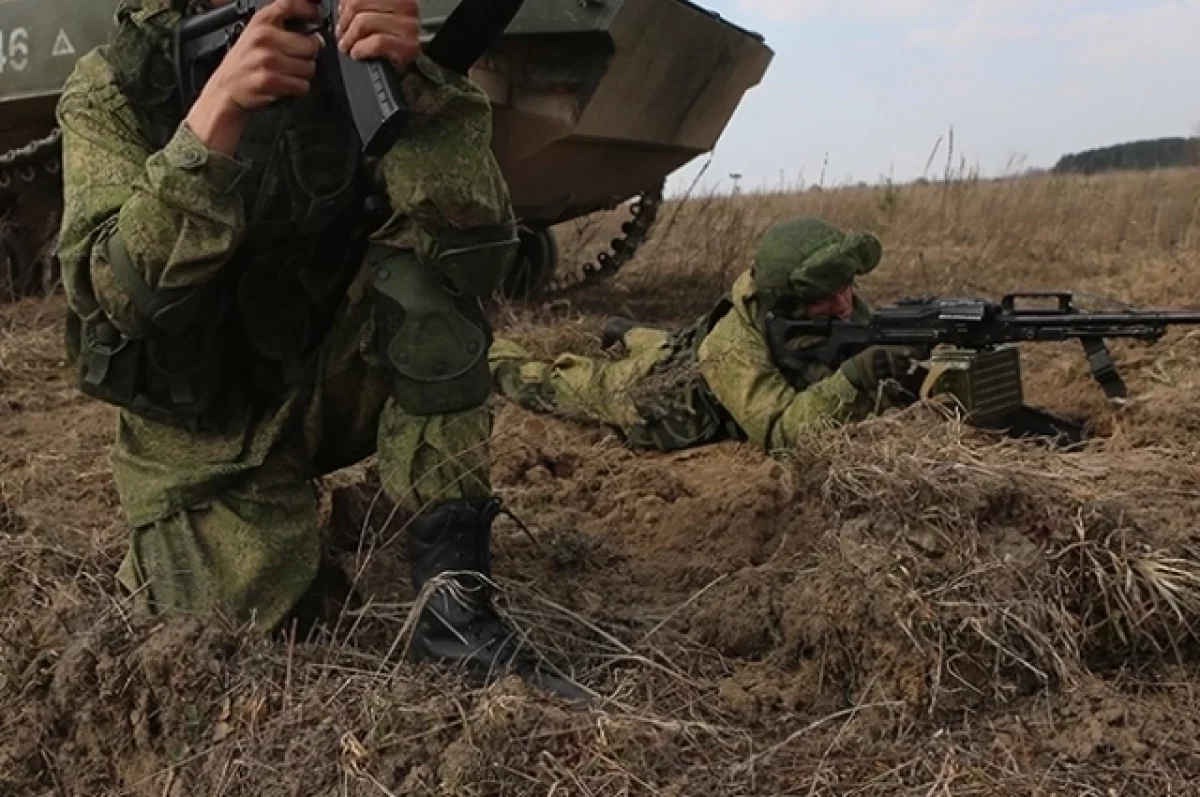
top-left (922, 346), bottom-right (1024, 422)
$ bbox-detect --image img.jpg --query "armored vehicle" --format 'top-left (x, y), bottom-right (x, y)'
top-left (0, 0), bottom-right (772, 300)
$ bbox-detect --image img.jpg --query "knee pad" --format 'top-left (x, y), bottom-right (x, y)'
top-left (370, 239), bottom-right (511, 416)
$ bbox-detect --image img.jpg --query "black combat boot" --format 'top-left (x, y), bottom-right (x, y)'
top-left (407, 498), bottom-right (592, 704)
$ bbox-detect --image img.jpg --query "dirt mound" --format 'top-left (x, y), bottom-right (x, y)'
top-left (2, 614), bottom-right (579, 796)
top-left (3, 622), bottom-right (245, 793)
top-left (690, 412), bottom-right (1200, 717)
top-left (6, 611), bottom-right (1199, 796)
top-left (493, 416), bottom-right (803, 596)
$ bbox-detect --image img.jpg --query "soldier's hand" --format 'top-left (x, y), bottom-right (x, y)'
top-left (336, 0), bottom-right (421, 72)
top-left (187, 0), bottom-right (324, 154)
top-left (211, 0), bottom-right (324, 110)
top-left (840, 345), bottom-right (925, 397)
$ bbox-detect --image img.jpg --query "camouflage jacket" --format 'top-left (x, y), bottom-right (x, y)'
top-left (696, 271), bottom-right (882, 453)
top-left (55, 0), bottom-right (508, 422)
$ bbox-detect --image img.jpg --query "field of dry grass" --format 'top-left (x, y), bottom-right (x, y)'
top-left (2, 166), bottom-right (1200, 795)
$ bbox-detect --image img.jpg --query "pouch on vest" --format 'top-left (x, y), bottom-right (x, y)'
top-left (370, 246), bottom-right (493, 416)
top-left (70, 235), bottom-right (231, 428)
top-left (607, 298), bottom-right (743, 452)
top-left (72, 309), bottom-right (228, 430)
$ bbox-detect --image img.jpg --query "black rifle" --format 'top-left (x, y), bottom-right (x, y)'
top-left (174, 0), bottom-right (525, 157)
top-left (767, 292), bottom-right (1200, 441)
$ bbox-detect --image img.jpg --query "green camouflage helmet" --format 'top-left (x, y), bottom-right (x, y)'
top-left (752, 217), bottom-right (882, 316)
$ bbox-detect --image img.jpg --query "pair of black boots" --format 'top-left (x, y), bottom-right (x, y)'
top-left (299, 498), bottom-right (591, 705)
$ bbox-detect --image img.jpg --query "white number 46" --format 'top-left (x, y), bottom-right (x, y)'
top-left (0, 28), bottom-right (31, 74)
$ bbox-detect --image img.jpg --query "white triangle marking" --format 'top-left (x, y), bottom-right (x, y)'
top-left (52, 29), bottom-right (75, 58)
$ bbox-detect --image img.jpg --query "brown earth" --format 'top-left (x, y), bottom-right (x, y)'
top-left (3, 170), bottom-right (1200, 795)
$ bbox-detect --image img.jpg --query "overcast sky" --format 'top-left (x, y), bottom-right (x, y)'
top-left (668, 0), bottom-right (1199, 193)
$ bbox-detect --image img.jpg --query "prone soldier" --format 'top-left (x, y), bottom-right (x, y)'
top-left (490, 216), bottom-right (923, 454)
top-left (491, 215), bottom-right (1200, 452)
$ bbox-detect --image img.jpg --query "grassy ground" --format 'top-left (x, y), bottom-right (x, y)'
top-left (2, 167), bottom-right (1199, 795)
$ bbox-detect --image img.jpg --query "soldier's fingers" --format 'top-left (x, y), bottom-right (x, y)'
top-left (268, 73), bottom-right (315, 100)
top-left (259, 27), bottom-right (323, 59)
top-left (341, 0), bottom-right (420, 14)
top-left (337, 0), bottom-right (419, 37)
top-left (339, 11), bottom-right (419, 54)
top-left (347, 31), bottom-right (420, 67)
top-left (245, 70), bottom-right (311, 105)
top-left (272, 52), bottom-right (319, 80)
top-left (259, 0), bottom-right (322, 27)
top-left (871, 349), bottom-right (889, 376)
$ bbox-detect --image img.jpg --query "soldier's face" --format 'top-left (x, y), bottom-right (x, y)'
top-left (805, 286), bottom-right (854, 320)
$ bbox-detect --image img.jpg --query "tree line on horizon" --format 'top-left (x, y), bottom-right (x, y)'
top-left (1053, 137), bottom-right (1200, 175)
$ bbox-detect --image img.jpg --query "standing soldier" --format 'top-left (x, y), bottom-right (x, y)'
top-left (56, 0), bottom-right (584, 701)
top-left (490, 216), bottom-right (925, 453)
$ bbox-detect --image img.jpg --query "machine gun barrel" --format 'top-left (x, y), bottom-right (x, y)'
top-left (1007, 310), bottom-right (1200, 329)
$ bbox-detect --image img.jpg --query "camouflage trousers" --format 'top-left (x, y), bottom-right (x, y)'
top-left (489, 328), bottom-right (738, 452)
top-left (114, 63), bottom-right (506, 631)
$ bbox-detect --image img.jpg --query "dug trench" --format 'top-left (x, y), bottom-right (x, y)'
top-left (4, 172), bottom-right (1200, 794)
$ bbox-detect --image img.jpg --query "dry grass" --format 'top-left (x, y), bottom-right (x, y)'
top-left (801, 410), bottom-right (1200, 698)
top-left (547, 165), bottom-right (1200, 321)
top-left (2, 167), bottom-right (1200, 795)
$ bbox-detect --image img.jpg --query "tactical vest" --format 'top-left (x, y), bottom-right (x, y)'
top-left (624, 292), bottom-right (868, 453)
top-left (69, 0), bottom-right (374, 429)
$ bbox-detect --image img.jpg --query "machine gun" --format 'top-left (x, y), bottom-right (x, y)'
top-left (766, 292), bottom-right (1200, 442)
top-left (175, 0), bottom-right (525, 156)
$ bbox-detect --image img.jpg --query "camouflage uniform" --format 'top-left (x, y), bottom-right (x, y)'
top-left (56, 1), bottom-right (586, 701)
top-left (490, 218), bottom-right (909, 454)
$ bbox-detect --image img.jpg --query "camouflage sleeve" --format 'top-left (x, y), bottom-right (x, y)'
top-left (55, 54), bottom-right (247, 337)
top-left (372, 56), bottom-right (513, 248)
top-left (697, 309), bottom-right (874, 453)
